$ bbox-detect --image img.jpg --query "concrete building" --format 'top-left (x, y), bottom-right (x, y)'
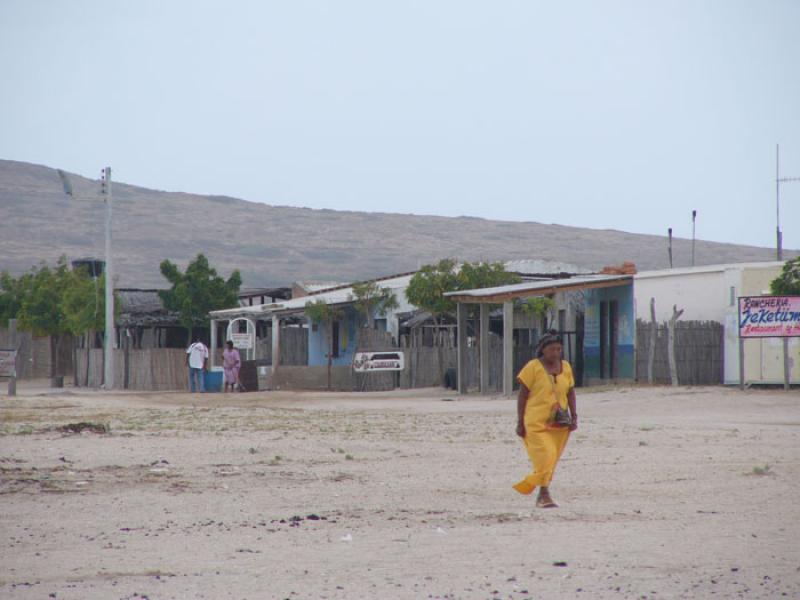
top-left (446, 274), bottom-right (635, 394)
top-left (633, 261), bottom-right (798, 386)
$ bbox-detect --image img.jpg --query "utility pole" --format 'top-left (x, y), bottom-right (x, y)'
top-left (777, 144), bottom-right (782, 261)
top-left (691, 210), bottom-right (697, 267)
top-left (101, 168), bottom-right (115, 389)
top-left (668, 227), bottom-right (673, 268)
top-left (58, 167), bottom-right (116, 389)
top-left (776, 144), bottom-right (800, 260)
top-left (775, 144), bottom-right (800, 391)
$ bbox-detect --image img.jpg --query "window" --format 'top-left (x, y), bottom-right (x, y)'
top-left (730, 286), bottom-right (736, 307)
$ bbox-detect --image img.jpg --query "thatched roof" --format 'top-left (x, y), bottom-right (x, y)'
top-left (116, 288), bottom-right (180, 327)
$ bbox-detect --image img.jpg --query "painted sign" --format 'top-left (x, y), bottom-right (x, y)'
top-left (353, 351), bottom-right (405, 372)
top-left (738, 296), bottom-right (800, 338)
top-left (230, 333), bottom-right (254, 349)
top-left (0, 349), bottom-right (17, 377)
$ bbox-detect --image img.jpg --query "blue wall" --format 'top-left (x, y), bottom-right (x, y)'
top-left (584, 283), bottom-right (635, 380)
top-left (308, 307), bottom-right (360, 367)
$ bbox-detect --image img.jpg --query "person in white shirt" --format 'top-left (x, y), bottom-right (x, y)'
top-left (186, 338), bottom-right (209, 392)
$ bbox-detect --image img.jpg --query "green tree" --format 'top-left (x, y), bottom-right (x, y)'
top-left (456, 261), bottom-right (521, 352)
top-left (457, 261), bottom-right (521, 293)
top-left (350, 281), bottom-right (399, 329)
top-left (61, 269), bottom-right (114, 386)
top-left (0, 270), bottom-right (33, 324)
top-left (305, 299), bottom-right (344, 390)
top-left (406, 259), bottom-right (520, 325)
top-left (17, 257), bottom-right (73, 385)
top-left (405, 259), bottom-right (461, 327)
top-left (519, 296), bottom-right (557, 330)
top-left (770, 257), bottom-right (800, 295)
top-left (159, 254), bottom-right (242, 342)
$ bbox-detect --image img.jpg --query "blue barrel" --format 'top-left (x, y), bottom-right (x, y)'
top-left (204, 369), bottom-right (223, 392)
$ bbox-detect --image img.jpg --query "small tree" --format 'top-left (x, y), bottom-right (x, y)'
top-left (305, 299), bottom-right (344, 390)
top-left (159, 254), bottom-right (242, 342)
top-left (770, 257), bottom-right (800, 295)
top-left (405, 258), bottom-right (460, 329)
top-left (61, 269), bottom-right (113, 386)
top-left (520, 296), bottom-right (557, 331)
top-left (17, 257), bottom-right (72, 385)
top-left (0, 270), bottom-right (33, 324)
top-left (457, 261), bottom-right (521, 293)
top-left (406, 259), bottom-right (521, 326)
top-left (350, 281), bottom-right (399, 329)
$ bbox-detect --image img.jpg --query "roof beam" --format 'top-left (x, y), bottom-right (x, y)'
top-left (447, 278), bottom-right (631, 304)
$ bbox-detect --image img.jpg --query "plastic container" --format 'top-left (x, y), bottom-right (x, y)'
top-left (204, 368), bottom-right (223, 392)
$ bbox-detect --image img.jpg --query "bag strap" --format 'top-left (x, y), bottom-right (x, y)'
top-left (537, 358), bottom-right (562, 400)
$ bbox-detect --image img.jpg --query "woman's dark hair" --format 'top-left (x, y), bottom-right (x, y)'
top-left (226, 340), bottom-right (234, 349)
top-left (536, 330), bottom-right (562, 358)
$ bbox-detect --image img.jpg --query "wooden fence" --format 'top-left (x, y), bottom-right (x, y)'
top-left (635, 320), bottom-right (724, 385)
top-left (0, 327), bottom-right (74, 379)
top-left (255, 327), bottom-right (309, 366)
top-left (75, 348), bottom-right (189, 390)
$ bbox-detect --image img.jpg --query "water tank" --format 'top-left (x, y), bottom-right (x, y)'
top-left (71, 258), bottom-right (105, 279)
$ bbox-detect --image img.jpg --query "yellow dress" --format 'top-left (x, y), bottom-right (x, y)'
top-left (513, 359), bottom-right (574, 495)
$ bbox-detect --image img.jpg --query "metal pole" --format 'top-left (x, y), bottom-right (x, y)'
top-left (777, 144), bottom-right (782, 261)
top-left (209, 319), bottom-right (217, 369)
top-left (668, 228), bottom-right (673, 268)
top-left (691, 210), bottom-right (697, 267)
top-left (102, 167), bottom-right (115, 389)
top-left (271, 314), bottom-right (281, 370)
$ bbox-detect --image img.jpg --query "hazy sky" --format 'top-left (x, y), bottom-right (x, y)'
top-left (2, 1), bottom-right (799, 249)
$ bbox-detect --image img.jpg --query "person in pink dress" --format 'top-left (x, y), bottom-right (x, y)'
top-left (222, 340), bottom-right (241, 393)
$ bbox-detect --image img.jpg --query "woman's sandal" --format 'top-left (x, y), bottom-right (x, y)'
top-left (536, 497), bottom-right (558, 508)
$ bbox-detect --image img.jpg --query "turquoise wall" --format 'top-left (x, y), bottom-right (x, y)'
top-left (584, 284), bottom-right (635, 380)
top-left (308, 308), bottom-right (360, 367)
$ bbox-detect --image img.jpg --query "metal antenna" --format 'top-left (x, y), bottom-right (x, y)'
top-left (776, 144), bottom-right (800, 261)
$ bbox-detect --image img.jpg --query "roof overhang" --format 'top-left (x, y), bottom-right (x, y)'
top-left (209, 303), bottom-right (285, 320)
top-left (445, 275), bottom-right (633, 304)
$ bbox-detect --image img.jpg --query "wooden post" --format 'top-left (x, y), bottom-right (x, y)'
top-left (783, 337), bottom-right (790, 391)
top-left (668, 304), bottom-right (684, 386)
top-left (72, 335), bottom-right (78, 388)
top-left (479, 303), bottom-right (489, 394)
top-left (456, 303), bottom-right (467, 394)
top-left (8, 319), bottom-right (17, 396)
top-left (739, 336), bottom-right (745, 391)
top-left (647, 298), bottom-right (657, 384)
top-left (503, 300), bottom-right (514, 396)
top-left (123, 329), bottom-right (130, 390)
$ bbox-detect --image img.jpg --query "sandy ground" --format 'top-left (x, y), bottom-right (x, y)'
top-left (1, 381), bottom-right (799, 600)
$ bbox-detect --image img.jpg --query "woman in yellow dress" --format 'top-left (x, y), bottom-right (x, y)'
top-left (513, 331), bottom-right (578, 508)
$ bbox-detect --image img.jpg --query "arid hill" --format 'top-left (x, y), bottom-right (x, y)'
top-left (0, 159), bottom-right (791, 288)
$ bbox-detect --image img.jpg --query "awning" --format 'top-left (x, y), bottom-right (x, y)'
top-left (444, 274), bottom-right (633, 304)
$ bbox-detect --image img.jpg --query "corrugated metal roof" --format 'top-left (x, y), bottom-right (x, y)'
top-left (503, 259), bottom-right (593, 275)
top-left (210, 273), bottom-right (416, 319)
top-left (444, 274), bottom-right (632, 303)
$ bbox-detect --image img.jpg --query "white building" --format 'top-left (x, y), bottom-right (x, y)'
top-left (633, 261), bottom-right (798, 386)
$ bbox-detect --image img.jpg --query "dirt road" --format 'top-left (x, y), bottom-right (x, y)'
top-left (1, 384), bottom-right (798, 599)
